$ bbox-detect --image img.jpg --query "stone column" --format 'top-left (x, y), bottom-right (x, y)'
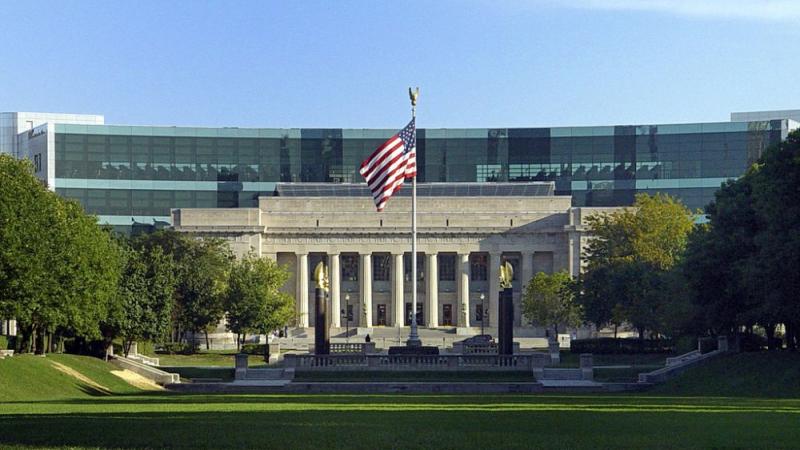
top-left (360, 253), bottom-right (372, 327)
top-left (296, 253), bottom-right (309, 328)
top-left (521, 252), bottom-right (534, 289)
top-left (8, 319), bottom-right (16, 336)
top-left (489, 252), bottom-right (501, 328)
top-left (458, 253), bottom-right (470, 327)
top-left (426, 252), bottom-right (439, 327)
top-left (392, 252), bottom-right (404, 327)
top-left (0, 320), bottom-right (6, 335)
top-left (329, 253), bottom-right (341, 328)
top-left (568, 231), bottom-right (581, 277)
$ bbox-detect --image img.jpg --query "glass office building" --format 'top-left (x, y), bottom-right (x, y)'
top-left (12, 115), bottom-right (797, 234)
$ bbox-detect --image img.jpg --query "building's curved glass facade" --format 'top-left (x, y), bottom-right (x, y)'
top-left (49, 120), bottom-right (790, 232)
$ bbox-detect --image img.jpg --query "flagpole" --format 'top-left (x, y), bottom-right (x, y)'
top-left (407, 87), bottom-right (421, 347)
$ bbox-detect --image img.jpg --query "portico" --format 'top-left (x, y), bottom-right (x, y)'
top-left (172, 183), bottom-right (611, 335)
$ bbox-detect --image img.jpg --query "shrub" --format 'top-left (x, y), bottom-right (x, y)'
top-left (0, 336), bottom-right (9, 349)
top-left (159, 342), bottom-right (195, 355)
top-left (570, 338), bottom-right (673, 354)
top-left (136, 341), bottom-right (156, 356)
top-left (698, 337), bottom-right (718, 354)
top-left (240, 344), bottom-right (267, 355)
top-left (387, 346), bottom-right (439, 355)
top-left (739, 334), bottom-right (768, 352)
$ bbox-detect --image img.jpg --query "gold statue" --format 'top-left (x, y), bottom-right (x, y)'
top-left (408, 87), bottom-right (420, 107)
top-left (313, 261), bottom-right (329, 292)
top-left (499, 261), bottom-right (514, 289)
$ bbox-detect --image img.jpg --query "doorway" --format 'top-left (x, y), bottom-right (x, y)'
top-left (442, 304), bottom-right (453, 326)
top-left (405, 303), bottom-right (423, 326)
top-left (377, 304), bottom-right (387, 326)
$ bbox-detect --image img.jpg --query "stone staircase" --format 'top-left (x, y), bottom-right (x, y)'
top-left (243, 368), bottom-right (293, 381)
top-left (541, 368), bottom-right (583, 380)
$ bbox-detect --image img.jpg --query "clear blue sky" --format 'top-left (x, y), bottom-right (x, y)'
top-left (1, 0), bottom-right (798, 128)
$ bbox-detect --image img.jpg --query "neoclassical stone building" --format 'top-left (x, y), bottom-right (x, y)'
top-left (172, 183), bottom-right (614, 334)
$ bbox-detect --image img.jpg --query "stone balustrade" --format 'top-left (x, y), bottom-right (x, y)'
top-left (328, 342), bottom-right (377, 354)
top-left (283, 353), bottom-right (535, 371)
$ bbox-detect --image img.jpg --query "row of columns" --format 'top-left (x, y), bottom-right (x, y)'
top-left (294, 251), bottom-right (537, 329)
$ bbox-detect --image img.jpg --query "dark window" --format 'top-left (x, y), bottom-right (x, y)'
top-left (341, 254), bottom-right (359, 282)
top-left (373, 254), bottom-right (390, 281)
top-left (438, 254), bottom-right (456, 281)
top-left (471, 254), bottom-right (488, 281)
top-left (403, 253), bottom-right (425, 282)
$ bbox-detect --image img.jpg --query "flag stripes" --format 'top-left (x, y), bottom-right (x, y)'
top-left (359, 119), bottom-right (416, 211)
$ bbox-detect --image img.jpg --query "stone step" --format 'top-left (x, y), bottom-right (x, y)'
top-left (541, 368), bottom-right (583, 380)
top-left (245, 369), bottom-right (287, 380)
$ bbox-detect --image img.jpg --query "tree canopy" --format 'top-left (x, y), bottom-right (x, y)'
top-left (578, 193), bottom-right (695, 339)
top-left (522, 271), bottom-right (582, 337)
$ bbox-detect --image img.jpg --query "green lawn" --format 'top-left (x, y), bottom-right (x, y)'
top-left (152, 351), bottom-right (267, 367)
top-left (2, 352), bottom-right (800, 449)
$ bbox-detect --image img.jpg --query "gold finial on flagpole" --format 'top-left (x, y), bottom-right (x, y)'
top-left (408, 86), bottom-right (420, 109)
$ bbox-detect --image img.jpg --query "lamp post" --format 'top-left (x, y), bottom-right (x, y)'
top-left (342, 293), bottom-right (351, 343)
top-left (480, 293), bottom-right (486, 336)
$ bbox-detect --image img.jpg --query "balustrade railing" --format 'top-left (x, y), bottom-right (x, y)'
top-left (284, 353), bottom-right (533, 371)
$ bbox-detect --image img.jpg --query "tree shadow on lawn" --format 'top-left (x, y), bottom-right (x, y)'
top-left (6, 391), bottom-right (800, 408)
top-left (3, 407), bottom-right (800, 449)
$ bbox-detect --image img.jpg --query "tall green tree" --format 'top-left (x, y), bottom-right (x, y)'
top-left (522, 271), bottom-right (582, 337)
top-left (225, 255), bottom-right (294, 349)
top-left (0, 155), bottom-right (121, 353)
top-left (750, 130), bottom-right (800, 349)
top-left (578, 193), bottom-right (694, 339)
top-left (103, 241), bottom-right (176, 357)
top-left (135, 230), bottom-right (232, 350)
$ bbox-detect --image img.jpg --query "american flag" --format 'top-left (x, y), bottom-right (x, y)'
top-left (359, 118), bottom-right (417, 211)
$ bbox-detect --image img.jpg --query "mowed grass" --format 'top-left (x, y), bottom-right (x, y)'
top-left (1, 352), bottom-right (799, 449)
top-left (151, 351), bottom-right (267, 368)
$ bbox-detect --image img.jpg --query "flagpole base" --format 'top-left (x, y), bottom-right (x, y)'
top-left (406, 324), bottom-right (422, 347)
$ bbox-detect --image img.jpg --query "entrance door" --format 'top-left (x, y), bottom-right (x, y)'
top-left (442, 304), bottom-right (453, 326)
top-left (377, 304), bottom-right (387, 326)
top-left (405, 303), bottom-right (423, 326)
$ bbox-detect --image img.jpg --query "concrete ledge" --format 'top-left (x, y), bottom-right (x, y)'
top-left (639, 349), bottom-right (723, 384)
top-left (165, 380), bottom-right (649, 394)
top-left (111, 356), bottom-right (180, 385)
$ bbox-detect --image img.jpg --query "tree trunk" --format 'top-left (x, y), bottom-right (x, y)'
top-left (765, 324), bottom-right (776, 350)
top-left (787, 322), bottom-right (797, 351)
top-left (28, 325), bottom-right (36, 354)
top-left (205, 330), bottom-right (210, 350)
top-left (638, 328), bottom-right (645, 341)
top-left (236, 333), bottom-right (241, 351)
top-left (614, 324), bottom-right (618, 339)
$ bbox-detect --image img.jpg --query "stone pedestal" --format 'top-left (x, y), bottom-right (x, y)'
top-left (498, 288), bottom-right (514, 355)
top-left (548, 339), bottom-right (560, 365)
top-left (580, 353), bottom-right (593, 381)
top-left (235, 353), bottom-right (248, 380)
top-left (532, 353), bottom-right (547, 379)
top-left (314, 288), bottom-right (330, 355)
top-left (717, 335), bottom-right (729, 352)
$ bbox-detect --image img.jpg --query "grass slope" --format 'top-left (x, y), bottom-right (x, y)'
top-left (651, 351), bottom-right (800, 398)
top-left (1, 394), bottom-right (799, 449)
top-left (0, 354), bottom-right (141, 401)
top-left (2, 351), bottom-right (799, 448)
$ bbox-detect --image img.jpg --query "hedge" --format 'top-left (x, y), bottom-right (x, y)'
top-left (570, 338), bottom-right (673, 354)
